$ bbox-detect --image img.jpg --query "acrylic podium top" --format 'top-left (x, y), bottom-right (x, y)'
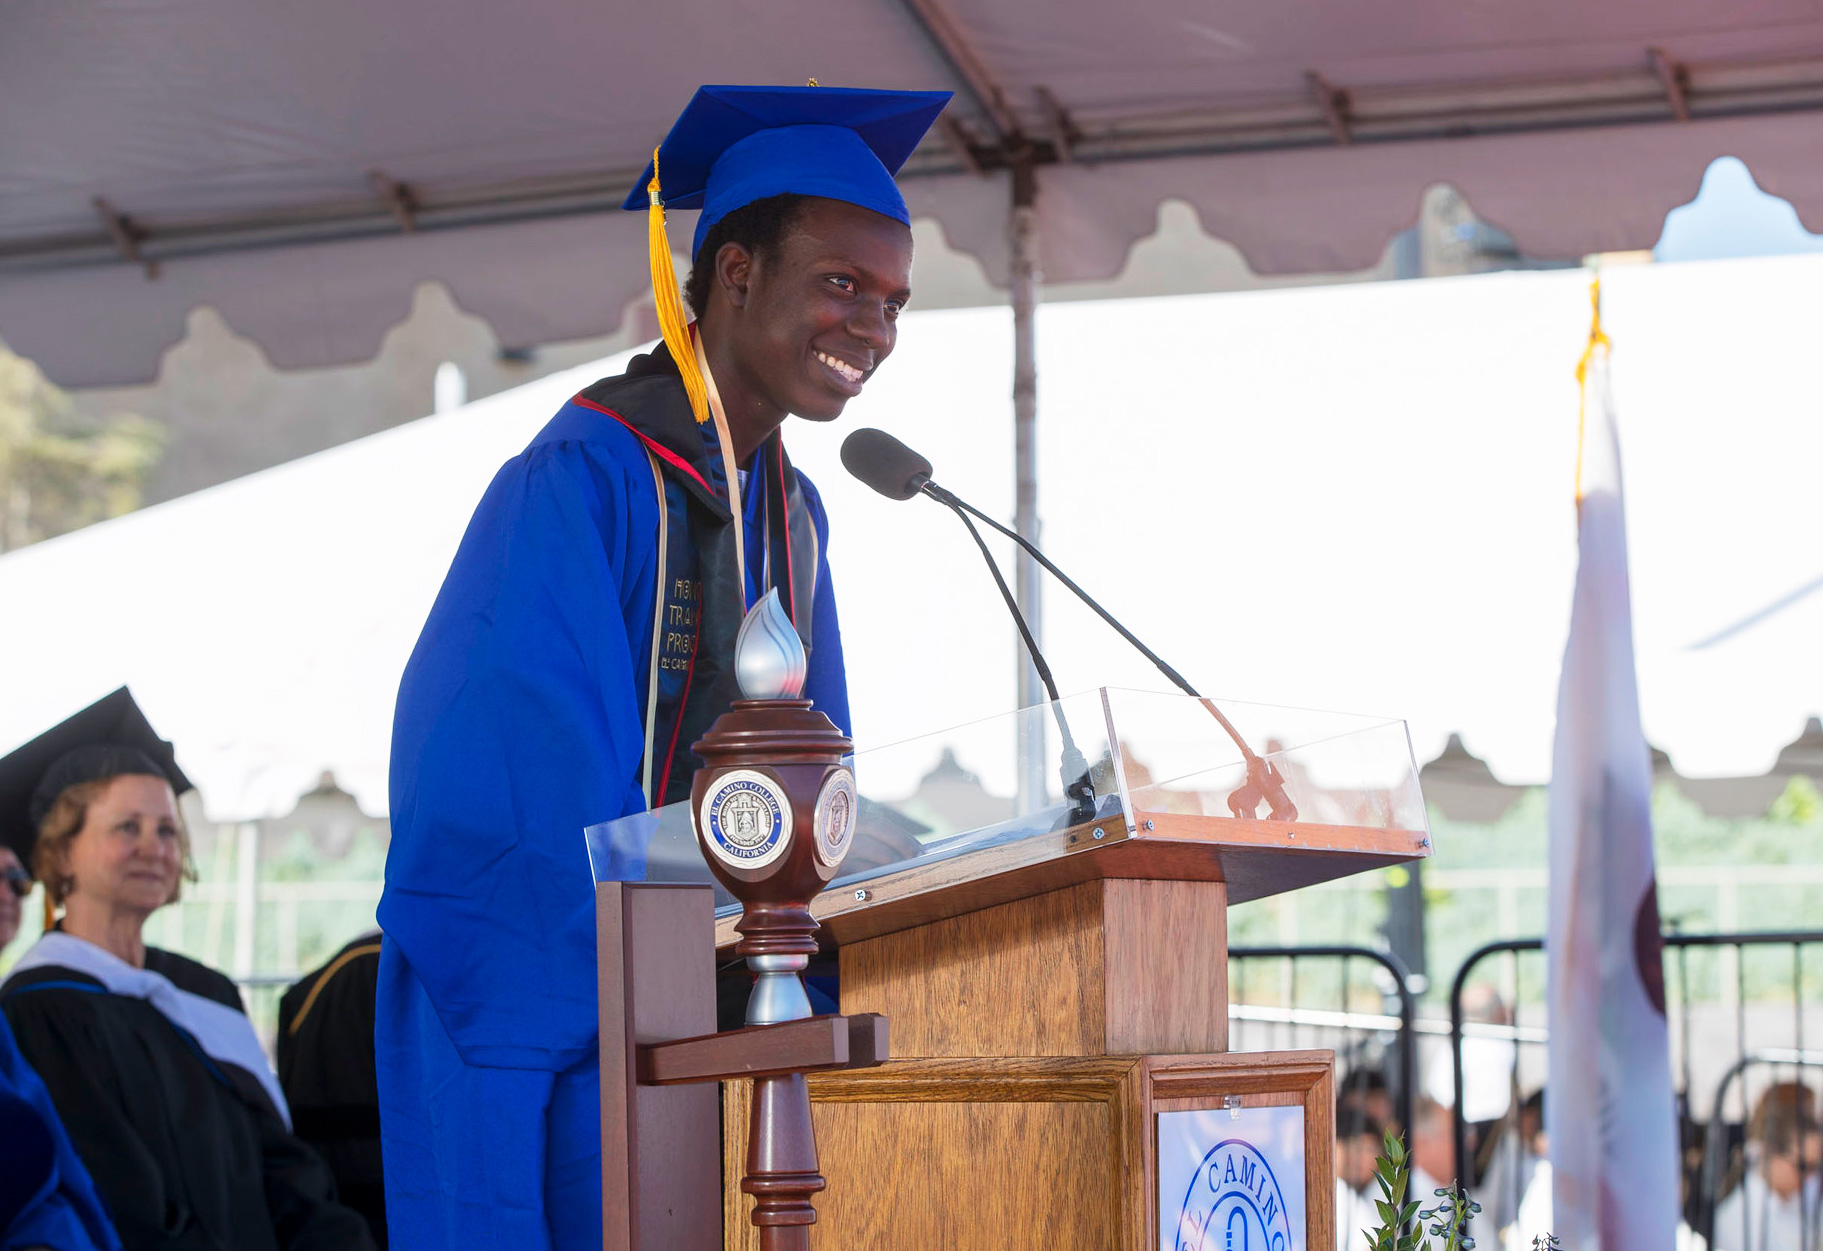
top-left (585, 688), bottom-right (1431, 950)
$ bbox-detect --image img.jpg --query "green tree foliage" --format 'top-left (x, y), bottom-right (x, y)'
top-left (1769, 775), bottom-right (1820, 825)
top-left (0, 342), bottom-right (163, 551)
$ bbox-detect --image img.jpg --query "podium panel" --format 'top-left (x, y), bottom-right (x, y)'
top-left (840, 878), bottom-right (1228, 1056)
top-left (721, 1053), bottom-right (1333, 1251)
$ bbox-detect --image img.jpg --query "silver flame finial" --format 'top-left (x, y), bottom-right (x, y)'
top-left (734, 588), bottom-right (807, 700)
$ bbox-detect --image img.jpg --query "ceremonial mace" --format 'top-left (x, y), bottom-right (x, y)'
top-left (688, 589), bottom-right (875, 1248)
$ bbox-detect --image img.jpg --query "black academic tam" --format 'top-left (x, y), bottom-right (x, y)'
top-left (0, 687), bottom-right (193, 873)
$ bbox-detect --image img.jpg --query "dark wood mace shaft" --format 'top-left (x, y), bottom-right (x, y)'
top-left (692, 697), bottom-right (857, 1246)
top-left (743, 1071), bottom-right (825, 1250)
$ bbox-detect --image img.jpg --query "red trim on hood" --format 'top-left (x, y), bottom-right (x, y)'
top-left (570, 395), bottom-right (716, 498)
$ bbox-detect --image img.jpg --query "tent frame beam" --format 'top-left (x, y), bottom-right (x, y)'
top-left (11, 51), bottom-right (1823, 275)
top-left (1651, 46), bottom-right (1694, 122)
top-left (894, 0), bottom-right (1024, 140)
top-left (1307, 70), bottom-right (1355, 144)
top-left (368, 170), bottom-right (420, 233)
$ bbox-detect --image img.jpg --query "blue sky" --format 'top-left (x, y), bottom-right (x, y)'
top-left (1653, 156), bottom-right (1823, 262)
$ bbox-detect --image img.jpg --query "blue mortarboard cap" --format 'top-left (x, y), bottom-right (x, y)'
top-left (625, 85), bottom-right (952, 259)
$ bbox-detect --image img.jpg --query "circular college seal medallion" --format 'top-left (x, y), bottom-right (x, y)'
top-left (813, 769), bottom-right (857, 868)
top-left (1171, 1139), bottom-right (1296, 1251)
top-left (699, 770), bottom-right (792, 872)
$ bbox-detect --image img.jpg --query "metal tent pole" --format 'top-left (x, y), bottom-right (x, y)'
top-left (1009, 157), bottom-right (1046, 809)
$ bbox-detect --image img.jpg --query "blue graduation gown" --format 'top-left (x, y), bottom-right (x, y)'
top-left (375, 399), bottom-right (850, 1251)
top-left (0, 1012), bottom-right (121, 1251)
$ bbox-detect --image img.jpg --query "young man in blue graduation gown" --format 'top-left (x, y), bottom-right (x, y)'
top-left (375, 85), bottom-right (949, 1250)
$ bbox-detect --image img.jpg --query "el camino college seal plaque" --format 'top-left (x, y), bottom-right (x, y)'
top-left (701, 769), bottom-right (792, 870)
top-left (1158, 1106), bottom-right (1306, 1251)
top-left (813, 768), bottom-right (856, 868)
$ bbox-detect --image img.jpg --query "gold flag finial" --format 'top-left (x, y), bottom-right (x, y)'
top-left (807, 78), bottom-right (819, 87)
top-left (1572, 273), bottom-right (1611, 503)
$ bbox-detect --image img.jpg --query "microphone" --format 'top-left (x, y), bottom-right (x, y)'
top-left (842, 430), bottom-right (1096, 824)
top-left (839, 428), bottom-right (931, 500)
top-left (841, 428), bottom-right (1297, 823)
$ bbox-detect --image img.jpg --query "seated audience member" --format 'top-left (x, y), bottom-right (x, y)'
top-left (1409, 1096), bottom-right (1455, 1200)
top-left (1478, 1088), bottom-right (1542, 1242)
top-left (0, 690), bottom-right (375, 1251)
top-left (1340, 1067), bottom-right (1399, 1135)
top-left (1712, 1083), bottom-right (1821, 1251)
top-left (1, 845), bottom-right (122, 1251)
top-left (1425, 984), bottom-right (1517, 1128)
top-left (1335, 1091), bottom-right (1385, 1251)
top-left (1, 846), bottom-right (22, 943)
top-left (1503, 1091), bottom-right (1550, 1251)
top-left (279, 932), bottom-right (386, 1247)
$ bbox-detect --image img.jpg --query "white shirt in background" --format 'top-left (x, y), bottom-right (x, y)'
top-left (1424, 1038), bottom-right (1517, 1125)
top-left (1503, 1157), bottom-right (1552, 1251)
top-left (1336, 1178), bottom-right (1377, 1251)
top-left (1711, 1174), bottom-right (1821, 1251)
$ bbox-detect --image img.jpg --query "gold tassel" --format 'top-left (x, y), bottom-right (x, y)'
top-left (648, 148), bottom-right (711, 425)
top-left (42, 888), bottom-right (55, 933)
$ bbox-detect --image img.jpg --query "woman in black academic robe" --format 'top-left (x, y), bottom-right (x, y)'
top-left (277, 931), bottom-right (387, 1247)
top-left (4, 948), bottom-right (371, 1251)
top-left (0, 696), bottom-right (375, 1251)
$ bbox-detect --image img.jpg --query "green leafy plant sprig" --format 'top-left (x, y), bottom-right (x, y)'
top-left (1362, 1128), bottom-right (1504, 1251)
top-left (1365, 1128), bottom-right (1423, 1251)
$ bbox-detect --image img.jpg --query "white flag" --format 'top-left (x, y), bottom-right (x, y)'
top-left (1546, 284), bottom-right (1680, 1251)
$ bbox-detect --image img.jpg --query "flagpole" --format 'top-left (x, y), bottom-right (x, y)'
top-left (1547, 255), bottom-right (1681, 1251)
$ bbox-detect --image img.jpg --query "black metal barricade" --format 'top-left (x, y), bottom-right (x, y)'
top-left (1228, 944), bottom-right (1419, 1139)
top-left (1447, 929), bottom-right (1823, 1250)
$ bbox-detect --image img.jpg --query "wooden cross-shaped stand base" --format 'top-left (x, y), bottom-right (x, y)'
top-left (598, 882), bottom-right (886, 1251)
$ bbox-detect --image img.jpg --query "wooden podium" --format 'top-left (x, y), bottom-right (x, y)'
top-left (591, 690), bottom-right (1429, 1251)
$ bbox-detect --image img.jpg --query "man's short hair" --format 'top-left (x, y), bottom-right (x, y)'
top-left (683, 193), bottom-right (811, 319)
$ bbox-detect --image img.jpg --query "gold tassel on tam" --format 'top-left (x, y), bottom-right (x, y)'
top-left (42, 889), bottom-right (55, 933)
top-left (647, 148), bottom-right (711, 425)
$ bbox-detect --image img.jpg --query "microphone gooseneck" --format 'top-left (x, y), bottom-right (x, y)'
top-left (840, 428), bottom-right (1297, 824)
top-left (942, 502), bottom-right (1098, 825)
top-left (841, 429), bottom-right (1095, 825)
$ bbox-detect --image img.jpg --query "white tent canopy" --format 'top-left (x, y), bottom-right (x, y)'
top-left (5, 0), bottom-right (1823, 385)
top-left (1, 253), bottom-right (1818, 819)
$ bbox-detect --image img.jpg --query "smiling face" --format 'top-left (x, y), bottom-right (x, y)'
top-left (58, 773), bottom-right (184, 919)
top-left (708, 196), bottom-right (913, 424)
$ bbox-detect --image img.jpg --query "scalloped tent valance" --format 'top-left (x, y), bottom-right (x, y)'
top-left (4, 0), bottom-right (1823, 387)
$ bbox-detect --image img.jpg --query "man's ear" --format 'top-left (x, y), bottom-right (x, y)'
top-left (714, 241), bottom-right (755, 310)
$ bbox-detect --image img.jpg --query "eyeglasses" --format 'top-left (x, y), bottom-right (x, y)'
top-left (4, 864), bottom-right (30, 898)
